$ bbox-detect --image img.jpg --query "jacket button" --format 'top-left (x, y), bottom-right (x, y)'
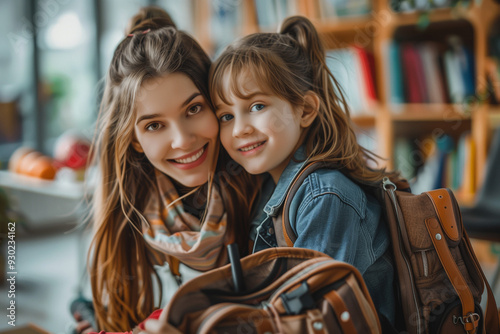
top-left (268, 227), bottom-right (274, 235)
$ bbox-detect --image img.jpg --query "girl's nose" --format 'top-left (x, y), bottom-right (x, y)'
top-left (232, 116), bottom-right (254, 138)
top-left (170, 124), bottom-right (196, 150)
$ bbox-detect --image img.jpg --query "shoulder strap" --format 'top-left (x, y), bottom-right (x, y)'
top-left (278, 162), bottom-right (408, 247)
top-left (279, 161), bottom-right (328, 246)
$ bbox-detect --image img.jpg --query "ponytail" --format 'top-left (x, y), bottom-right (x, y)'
top-left (279, 16), bottom-right (325, 68)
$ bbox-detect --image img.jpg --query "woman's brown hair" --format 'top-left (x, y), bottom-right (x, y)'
top-left (210, 16), bottom-right (398, 184)
top-left (90, 7), bottom-right (258, 331)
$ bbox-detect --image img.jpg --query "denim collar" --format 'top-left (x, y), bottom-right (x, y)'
top-left (263, 146), bottom-right (309, 216)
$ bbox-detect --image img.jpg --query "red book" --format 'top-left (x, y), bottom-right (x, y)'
top-left (401, 44), bottom-right (428, 103)
top-left (352, 45), bottom-right (377, 104)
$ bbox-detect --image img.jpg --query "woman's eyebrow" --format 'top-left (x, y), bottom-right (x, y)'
top-left (136, 92), bottom-right (201, 125)
top-left (181, 92), bottom-right (201, 107)
top-left (136, 113), bottom-right (161, 125)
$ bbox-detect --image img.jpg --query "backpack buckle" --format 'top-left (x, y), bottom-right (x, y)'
top-left (281, 281), bottom-right (315, 315)
top-left (453, 313), bottom-right (480, 333)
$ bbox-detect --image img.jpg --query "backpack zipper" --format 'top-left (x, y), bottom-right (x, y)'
top-left (382, 177), bottom-right (422, 334)
top-left (420, 250), bottom-right (429, 277)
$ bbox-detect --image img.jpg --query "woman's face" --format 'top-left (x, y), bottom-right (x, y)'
top-left (133, 72), bottom-right (218, 187)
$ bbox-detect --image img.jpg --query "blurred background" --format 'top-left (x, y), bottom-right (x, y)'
top-left (1, 0), bottom-right (500, 333)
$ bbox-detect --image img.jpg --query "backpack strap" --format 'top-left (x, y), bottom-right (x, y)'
top-left (275, 161), bottom-right (408, 248)
top-left (273, 161), bottom-right (327, 247)
top-left (462, 227), bottom-right (500, 334)
top-left (426, 189), bottom-right (481, 334)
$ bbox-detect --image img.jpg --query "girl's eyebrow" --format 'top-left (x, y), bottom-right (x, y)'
top-left (215, 91), bottom-right (269, 109)
top-left (136, 92), bottom-right (201, 125)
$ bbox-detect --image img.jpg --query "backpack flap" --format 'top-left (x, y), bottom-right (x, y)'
top-left (165, 247), bottom-right (382, 334)
top-left (165, 247), bottom-right (326, 326)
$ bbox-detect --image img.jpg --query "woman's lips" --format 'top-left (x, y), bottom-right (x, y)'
top-left (168, 144), bottom-right (208, 170)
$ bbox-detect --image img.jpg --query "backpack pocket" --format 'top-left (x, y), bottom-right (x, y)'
top-left (427, 299), bottom-right (483, 334)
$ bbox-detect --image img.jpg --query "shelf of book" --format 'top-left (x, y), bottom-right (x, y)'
top-left (389, 6), bottom-right (474, 28)
top-left (191, 0), bottom-right (500, 197)
top-left (315, 16), bottom-right (374, 34)
top-left (389, 104), bottom-right (471, 121)
top-left (352, 114), bottom-right (376, 128)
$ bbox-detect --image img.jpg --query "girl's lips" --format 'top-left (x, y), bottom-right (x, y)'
top-left (238, 141), bottom-right (266, 156)
top-left (168, 144), bottom-right (209, 170)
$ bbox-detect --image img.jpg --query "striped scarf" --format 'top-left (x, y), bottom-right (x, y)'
top-left (143, 170), bottom-right (230, 272)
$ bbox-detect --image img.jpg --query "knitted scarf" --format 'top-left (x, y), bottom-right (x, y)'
top-left (143, 170), bottom-right (230, 272)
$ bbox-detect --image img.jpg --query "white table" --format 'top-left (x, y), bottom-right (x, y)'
top-left (0, 170), bottom-right (89, 229)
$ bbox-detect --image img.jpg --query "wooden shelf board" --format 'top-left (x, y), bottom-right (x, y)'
top-left (389, 104), bottom-right (472, 121)
top-left (352, 114), bottom-right (376, 127)
top-left (314, 16), bottom-right (372, 34)
top-left (489, 106), bottom-right (500, 128)
top-left (391, 6), bottom-right (472, 27)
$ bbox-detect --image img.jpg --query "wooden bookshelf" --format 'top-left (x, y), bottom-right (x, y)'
top-left (389, 104), bottom-right (471, 121)
top-left (192, 0), bottom-right (500, 196)
top-left (352, 114), bottom-right (377, 128)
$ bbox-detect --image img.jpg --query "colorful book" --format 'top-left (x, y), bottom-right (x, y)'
top-left (326, 48), bottom-right (363, 114)
top-left (417, 43), bottom-right (447, 103)
top-left (401, 44), bottom-right (428, 103)
top-left (384, 42), bottom-right (405, 105)
top-left (352, 46), bottom-right (377, 103)
top-left (443, 48), bottom-right (466, 103)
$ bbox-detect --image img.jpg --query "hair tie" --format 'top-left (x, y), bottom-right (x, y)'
top-left (128, 28), bottom-right (151, 37)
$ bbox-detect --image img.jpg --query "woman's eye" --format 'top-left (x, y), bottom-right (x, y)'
top-left (146, 122), bottom-right (163, 131)
top-left (187, 104), bottom-right (202, 115)
top-left (250, 104), bottom-right (265, 112)
top-left (219, 114), bottom-right (234, 123)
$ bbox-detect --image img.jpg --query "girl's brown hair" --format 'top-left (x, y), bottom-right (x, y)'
top-left (210, 16), bottom-right (398, 184)
top-left (90, 7), bottom-right (258, 331)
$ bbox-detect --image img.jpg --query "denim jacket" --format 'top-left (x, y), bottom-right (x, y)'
top-left (250, 146), bottom-right (395, 323)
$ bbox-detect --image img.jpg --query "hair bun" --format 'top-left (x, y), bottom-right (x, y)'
top-left (125, 6), bottom-right (176, 36)
top-left (279, 16), bottom-right (317, 50)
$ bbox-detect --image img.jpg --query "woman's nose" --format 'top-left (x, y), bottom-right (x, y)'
top-left (170, 124), bottom-right (196, 150)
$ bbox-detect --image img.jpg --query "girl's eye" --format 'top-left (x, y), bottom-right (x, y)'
top-left (219, 114), bottom-right (234, 123)
top-left (187, 104), bottom-right (202, 115)
top-left (146, 122), bottom-right (163, 132)
top-left (250, 104), bottom-right (265, 112)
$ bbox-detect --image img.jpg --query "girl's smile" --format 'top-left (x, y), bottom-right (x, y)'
top-left (237, 140), bottom-right (267, 155)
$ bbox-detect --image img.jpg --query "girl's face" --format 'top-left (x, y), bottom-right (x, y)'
top-left (214, 72), bottom-right (304, 183)
top-left (133, 73), bottom-right (218, 187)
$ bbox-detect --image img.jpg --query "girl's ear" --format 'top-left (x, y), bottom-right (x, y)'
top-left (131, 138), bottom-right (144, 153)
top-left (300, 91), bottom-right (319, 128)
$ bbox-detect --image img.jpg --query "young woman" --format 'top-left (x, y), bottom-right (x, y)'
top-left (209, 16), bottom-right (399, 323)
top-left (85, 6), bottom-right (259, 332)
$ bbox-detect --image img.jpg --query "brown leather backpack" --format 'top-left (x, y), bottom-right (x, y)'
top-left (164, 247), bottom-right (382, 333)
top-left (274, 161), bottom-right (500, 334)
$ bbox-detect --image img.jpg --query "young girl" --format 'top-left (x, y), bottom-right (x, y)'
top-left (209, 16), bottom-right (398, 323)
top-left (85, 7), bottom-right (259, 332)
